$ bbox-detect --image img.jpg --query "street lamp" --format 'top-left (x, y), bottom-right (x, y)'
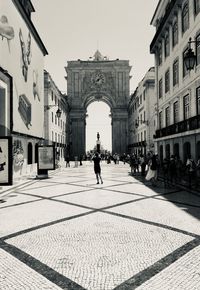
top-left (183, 37), bottom-right (200, 71)
top-left (44, 105), bottom-right (62, 118)
top-left (135, 119), bottom-right (149, 128)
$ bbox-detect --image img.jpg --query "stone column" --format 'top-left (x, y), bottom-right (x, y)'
top-left (112, 109), bottom-right (128, 155)
top-left (70, 109), bottom-right (86, 159)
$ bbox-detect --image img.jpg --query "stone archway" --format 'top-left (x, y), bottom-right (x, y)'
top-left (65, 51), bottom-right (131, 158)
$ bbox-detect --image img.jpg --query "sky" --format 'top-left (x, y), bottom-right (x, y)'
top-left (31, 0), bottom-right (159, 151)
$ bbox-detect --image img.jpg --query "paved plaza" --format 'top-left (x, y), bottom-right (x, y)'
top-left (0, 161), bottom-right (200, 290)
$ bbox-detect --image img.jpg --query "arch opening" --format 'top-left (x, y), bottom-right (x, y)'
top-left (28, 142), bottom-right (33, 165)
top-left (86, 101), bottom-right (112, 154)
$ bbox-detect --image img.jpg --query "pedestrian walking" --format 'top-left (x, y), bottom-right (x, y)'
top-left (65, 154), bottom-right (70, 167)
top-left (155, 154), bottom-right (160, 179)
top-left (92, 152), bottom-right (103, 184)
top-left (122, 153), bottom-right (126, 164)
top-left (107, 154), bottom-right (111, 164)
top-left (116, 154), bottom-right (120, 164)
top-left (162, 157), bottom-right (170, 187)
top-left (113, 153), bottom-right (117, 164)
top-left (79, 154), bottom-right (83, 166)
top-left (175, 156), bottom-right (183, 183)
top-left (140, 154), bottom-right (146, 176)
top-left (169, 155), bottom-right (176, 185)
top-left (186, 155), bottom-right (196, 188)
top-left (145, 154), bottom-right (157, 186)
top-left (130, 154), bottom-right (136, 175)
top-left (135, 155), bottom-right (139, 173)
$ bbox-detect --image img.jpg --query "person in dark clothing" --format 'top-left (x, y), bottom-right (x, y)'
top-left (79, 154), bottom-right (83, 166)
top-left (66, 155), bottom-right (70, 167)
top-left (140, 154), bottom-right (146, 176)
top-left (92, 152), bottom-right (103, 184)
top-left (175, 156), bottom-right (183, 183)
top-left (169, 155), bottom-right (176, 185)
top-left (150, 154), bottom-right (157, 186)
top-left (130, 154), bottom-right (136, 175)
top-left (162, 157), bottom-right (170, 187)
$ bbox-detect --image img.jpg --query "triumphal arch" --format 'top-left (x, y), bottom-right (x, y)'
top-left (65, 51), bottom-right (131, 158)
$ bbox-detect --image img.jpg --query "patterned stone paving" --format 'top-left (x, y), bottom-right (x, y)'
top-left (6, 212), bottom-right (193, 290)
top-left (135, 245), bottom-right (200, 290)
top-left (0, 249), bottom-right (61, 290)
top-left (0, 161), bottom-right (200, 289)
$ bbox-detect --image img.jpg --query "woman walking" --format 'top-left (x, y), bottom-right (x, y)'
top-left (145, 154), bottom-right (158, 186)
top-left (92, 152), bottom-right (103, 184)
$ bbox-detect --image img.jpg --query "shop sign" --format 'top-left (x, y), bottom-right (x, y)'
top-left (38, 145), bottom-right (55, 170)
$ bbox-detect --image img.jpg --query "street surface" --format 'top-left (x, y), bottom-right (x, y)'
top-left (0, 161), bottom-right (200, 290)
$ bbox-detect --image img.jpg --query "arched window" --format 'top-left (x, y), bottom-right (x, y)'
top-left (165, 144), bottom-right (170, 160)
top-left (183, 142), bottom-right (191, 162)
top-left (35, 143), bottom-right (38, 163)
top-left (159, 145), bottom-right (163, 162)
top-left (182, 2), bottom-right (189, 33)
top-left (174, 143), bottom-right (179, 157)
top-left (28, 142), bottom-right (33, 164)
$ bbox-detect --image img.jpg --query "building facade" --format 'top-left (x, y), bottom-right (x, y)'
top-left (128, 67), bottom-right (156, 156)
top-left (0, 0), bottom-right (48, 178)
top-left (65, 51), bottom-right (131, 158)
top-left (151, 0), bottom-right (200, 163)
top-left (44, 71), bottom-right (70, 163)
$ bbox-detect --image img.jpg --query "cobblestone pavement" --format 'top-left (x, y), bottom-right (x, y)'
top-left (1, 161), bottom-right (200, 290)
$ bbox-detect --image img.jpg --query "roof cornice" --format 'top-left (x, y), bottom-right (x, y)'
top-left (12, 0), bottom-right (48, 56)
top-left (150, 0), bottom-right (181, 53)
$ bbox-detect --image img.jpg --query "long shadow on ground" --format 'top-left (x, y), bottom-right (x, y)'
top-left (129, 172), bottom-right (200, 221)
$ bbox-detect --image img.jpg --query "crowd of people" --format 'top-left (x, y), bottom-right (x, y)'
top-left (64, 150), bottom-right (200, 190)
top-left (125, 152), bottom-right (200, 189)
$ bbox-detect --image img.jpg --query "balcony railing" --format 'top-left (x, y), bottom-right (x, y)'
top-left (128, 141), bottom-right (147, 148)
top-left (155, 115), bottom-right (200, 138)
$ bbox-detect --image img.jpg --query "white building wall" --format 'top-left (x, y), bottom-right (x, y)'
top-left (128, 68), bottom-right (156, 155)
top-left (151, 0), bottom-right (200, 162)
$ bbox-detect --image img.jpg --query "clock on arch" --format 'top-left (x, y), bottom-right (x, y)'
top-left (91, 71), bottom-right (105, 86)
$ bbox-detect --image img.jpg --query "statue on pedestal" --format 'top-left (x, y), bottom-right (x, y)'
top-left (96, 132), bottom-right (100, 153)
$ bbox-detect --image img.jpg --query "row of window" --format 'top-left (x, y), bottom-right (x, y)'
top-left (158, 37), bottom-right (200, 98)
top-left (51, 91), bottom-right (61, 107)
top-left (137, 131), bottom-right (146, 142)
top-left (51, 112), bottom-right (66, 129)
top-left (159, 141), bottom-right (200, 162)
top-left (159, 86), bottom-right (200, 128)
top-left (129, 91), bottom-right (146, 115)
top-left (157, 0), bottom-right (200, 65)
top-left (52, 131), bottom-right (65, 144)
top-left (136, 112), bottom-right (146, 127)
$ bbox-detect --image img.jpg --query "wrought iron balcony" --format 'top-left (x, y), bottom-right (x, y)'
top-left (128, 141), bottom-right (147, 148)
top-left (155, 115), bottom-right (200, 138)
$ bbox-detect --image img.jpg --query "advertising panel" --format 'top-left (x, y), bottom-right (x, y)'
top-left (0, 136), bottom-right (12, 185)
top-left (38, 145), bottom-right (55, 170)
top-left (0, 1), bottom-right (45, 138)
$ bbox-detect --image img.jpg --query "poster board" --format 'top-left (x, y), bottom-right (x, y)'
top-left (37, 145), bottom-right (55, 170)
top-left (0, 136), bottom-right (13, 185)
